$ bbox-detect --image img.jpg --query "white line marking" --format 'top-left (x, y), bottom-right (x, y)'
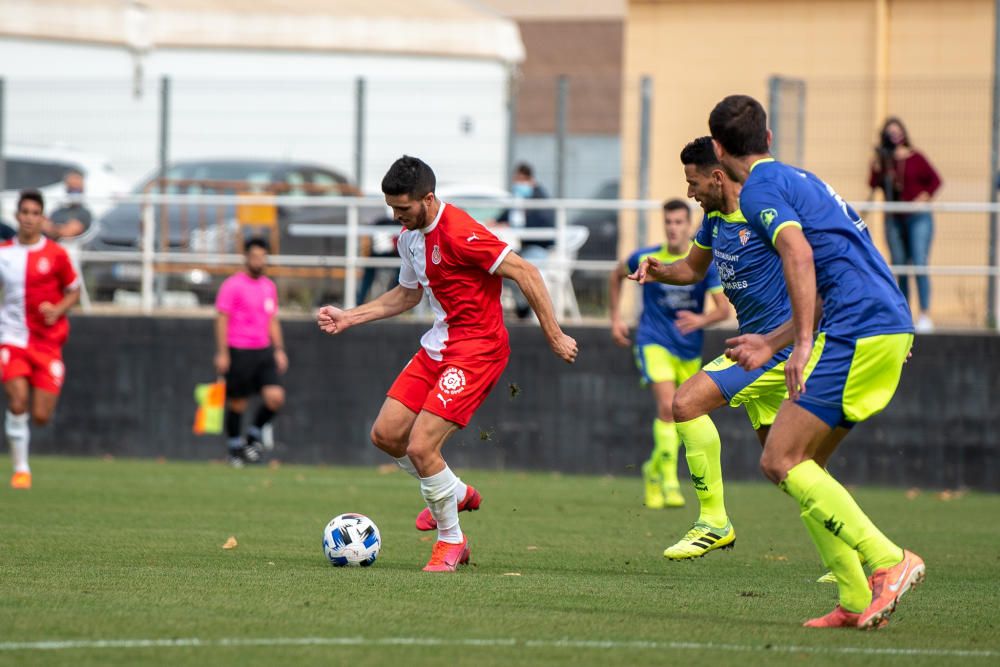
top-left (0, 636), bottom-right (995, 658)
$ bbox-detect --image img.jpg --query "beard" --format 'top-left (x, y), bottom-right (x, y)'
top-left (247, 265), bottom-right (265, 278)
top-left (416, 202), bottom-right (428, 228)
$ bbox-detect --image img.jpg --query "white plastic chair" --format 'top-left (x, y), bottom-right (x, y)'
top-left (543, 225), bottom-right (589, 322)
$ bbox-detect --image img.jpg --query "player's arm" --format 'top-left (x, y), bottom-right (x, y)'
top-left (495, 252), bottom-right (578, 364)
top-left (269, 315), bottom-right (288, 374)
top-left (38, 285), bottom-right (80, 326)
top-left (768, 227), bottom-right (816, 400)
top-left (677, 290), bottom-right (731, 335)
top-left (317, 284), bottom-right (423, 335)
top-left (608, 261), bottom-right (632, 347)
top-left (214, 312), bottom-right (230, 375)
top-left (628, 244), bottom-right (712, 286)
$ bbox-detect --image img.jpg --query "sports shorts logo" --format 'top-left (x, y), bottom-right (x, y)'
top-left (49, 359), bottom-right (65, 384)
top-left (431, 244), bottom-right (442, 265)
top-left (0, 348), bottom-right (8, 365)
top-left (438, 367), bottom-right (467, 395)
top-left (760, 209), bottom-right (778, 229)
top-left (739, 228), bottom-right (751, 246)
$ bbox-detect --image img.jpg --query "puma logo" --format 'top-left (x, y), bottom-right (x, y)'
top-left (467, 232), bottom-right (479, 242)
top-left (437, 393), bottom-right (453, 408)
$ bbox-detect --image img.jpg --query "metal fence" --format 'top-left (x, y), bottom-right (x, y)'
top-left (3, 191), bottom-right (996, 330)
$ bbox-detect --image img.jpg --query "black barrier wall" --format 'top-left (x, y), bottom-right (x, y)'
top-left (15, 316), bottom-right (1000, 491)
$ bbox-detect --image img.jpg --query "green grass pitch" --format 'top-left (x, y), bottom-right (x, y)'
top-left (1, 456), bottom-right (998, 666)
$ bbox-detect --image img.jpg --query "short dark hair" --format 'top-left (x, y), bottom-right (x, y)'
top-left (663, 198), bottom-right (691, 218)
top-left (514, 162), bottom-right (534, 179)
top-left (680, 136), bottom-right (720, 170)
top-left (245, 237), bottom-right (270, 253)
top-left (381, 155), bottom-right (436, 199)
top-left (18, 190), bottom-right (44, 212)
top-left (708, 95), bottom-right (769, 157)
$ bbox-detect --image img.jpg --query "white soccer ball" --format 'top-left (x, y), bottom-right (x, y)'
top-left (323, 513), bottom-right (381, 567)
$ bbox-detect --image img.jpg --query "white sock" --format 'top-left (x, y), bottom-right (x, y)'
top-left (454, 478), bottom-right (468, 503)
top-left (6, 411), bottom-right (30, 474)
top-left (394, 455), bottom-right (420, 479)
top-left (419, 466), bottom-right (463, 544)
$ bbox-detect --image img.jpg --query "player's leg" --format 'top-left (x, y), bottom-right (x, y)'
top-left (222, 348), bottom-right (257, 465)
top-left (247, 349), bottom-right (284, 451)
top-left (370, 396), bottom-right (420, 472)
top-left (4, 375), bottom-right (31, 488)
top-left (649, 379), bottom-right (684, 507)
top-left (634, 344), bottom-right (677, 509)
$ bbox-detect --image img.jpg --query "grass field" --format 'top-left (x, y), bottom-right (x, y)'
top-left (1, 456), bottom-right (998, 667)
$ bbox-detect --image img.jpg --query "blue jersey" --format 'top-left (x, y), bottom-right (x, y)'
top-left (626, 244), bottom-right (723, 360)
top-left (740, 159), bottom-right (913, 338)
top-left (694, 208), bottom-right (791, 335)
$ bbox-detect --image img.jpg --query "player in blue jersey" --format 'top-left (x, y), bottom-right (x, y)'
top-left (633, 136), bottom-right (823, 561)
top-left (708, 94), bottom-right (923, 630)
top-left (609, 198), bottom-right (730, 510)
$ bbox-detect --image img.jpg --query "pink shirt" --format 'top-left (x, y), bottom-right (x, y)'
top-left (215, 272), bottom-right (278, 349)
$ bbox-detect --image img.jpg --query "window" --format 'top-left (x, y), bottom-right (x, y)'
top-left (2, 158), bottom-right (77, 190)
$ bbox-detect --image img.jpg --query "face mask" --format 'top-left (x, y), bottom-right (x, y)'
top-left (512, 183), bottom-right (533, 198)
top-left (67, 187), bottom-right (83, 194)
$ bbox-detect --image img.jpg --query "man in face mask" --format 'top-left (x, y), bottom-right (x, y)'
top-left (43, 170), bottom-right (93, 241)
top-left (494, 163), bottom-right (555, 319)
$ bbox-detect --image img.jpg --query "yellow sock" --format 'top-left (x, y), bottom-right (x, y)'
top-left (653, 418), bottom-right (680, 489)
top-left (676, 416), bottom-right (727, 527)
top-left (801, 511), bottom-right (871, 613)
top-left (782, 460), bottom-right (903, 571)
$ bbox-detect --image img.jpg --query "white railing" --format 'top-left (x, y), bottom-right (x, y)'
top-left (2, 192), bottom-right (998, 328)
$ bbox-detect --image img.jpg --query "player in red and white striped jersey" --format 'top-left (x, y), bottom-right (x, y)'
top-left (318, 156), bottom-right (577, 571)
top-left (0, 191), bottom-right (81, 489)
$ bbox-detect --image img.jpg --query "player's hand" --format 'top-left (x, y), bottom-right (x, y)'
top-left (610, 319), bottom-right (630, 347)
top-left (628, 257), bottom-right (664, 284)
top-left (784, 340), bottom-right (813, 401)
top-left (274, 349), bottom-right (289, 374)
top-left (38, 301), bottom-right (60, 325)
top-left (675, 310), bottom-right (705, 335)
top-left (549, 332), bottom-right (578, 364)
top-left (214, 350), bottom-right (230, 376)
top-left (724, 333), bottom-right (772, 371)
top-left (317, 305), bottom-right (351, 335)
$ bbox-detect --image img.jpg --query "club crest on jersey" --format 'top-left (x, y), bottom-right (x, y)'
top-left (438, 367), bottom-right (467, 395)
top-left (759, 209), bottom-right (778, 229)
top-left (264, 298), bottom-right (276, 314)
top-left (431, 244), bottom-right (442, 265)
top-left (739, 229), bottom-right (751, 246)
top-left (36, 257), bottom-right (51, 275)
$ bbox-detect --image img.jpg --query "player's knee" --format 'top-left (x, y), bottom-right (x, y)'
top-left (370, 422), bottom-right (403, 454)
top-left (6, 399), bottom-right (28, 415)
top-left (656, 400), bottom-right (674, 422)
top-left (30, 410), bottom-right (51, 426)
top-left (672, 389), bottom-right (701, 423)
top-left (264, 390), bottom-right (284, 412)
top-left (758, 451), bottom-right (789, 485)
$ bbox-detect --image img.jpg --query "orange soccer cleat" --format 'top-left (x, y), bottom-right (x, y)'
top-left (804, 605), bottom-right (886, 629)
top-left (10, 471), bottom-right (32, 490)
top-left (858, 549), bottom-right (926, 630)
top-left (415, 485), bottom-right (481, 531)
top-left (422, 536), bottom-right (471, 572)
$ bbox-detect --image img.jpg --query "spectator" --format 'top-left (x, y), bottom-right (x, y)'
top-left (356, 215), bottom-right (400, 304)
top-left (43, 170), bottom-right (93, 241)
top-left (869, 117), bottom-right (942, 332)
top-left (494, 162), bottom-right (555, 319)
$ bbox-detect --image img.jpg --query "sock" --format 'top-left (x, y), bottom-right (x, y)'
top-left (653, 418), bottom-right (680, 489)
top-left (6, 410), bottom-right (30, 474)
top-left (676, 416), bottom-right (728, 527)
top-left (453, 478), bottom-right (469, 504)
top-left (394, 455), bottom-right (420, 479)
top-left (781, 460), bottom-right (904, 571)
top-left (419, 466), bottom-right (463, 544)
top-left (801, 511), bottom-right (872, 613)
top-left (253, 405), bottom-right (276, 429)
top-left (225, 408), bottom-right (242, 451)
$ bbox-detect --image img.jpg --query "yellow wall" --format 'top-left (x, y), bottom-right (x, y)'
top-left (622, 0), bottom-right (995, 327)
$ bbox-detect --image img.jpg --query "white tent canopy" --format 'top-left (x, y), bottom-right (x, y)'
top-left (0, 0), bottom-right (525, 63)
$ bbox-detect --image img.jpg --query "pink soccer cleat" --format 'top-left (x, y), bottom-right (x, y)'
top-left (415, 485), bottom-right (482, 531)
top-left (804, 605), bottom-right (885, 629)
top-left (858, 549), bottom-right (926, 630)
top-left (422, 536), bottom-right (471, 572)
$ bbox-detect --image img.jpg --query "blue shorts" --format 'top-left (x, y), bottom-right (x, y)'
top-left (796, 332), bottom-right (913, 429)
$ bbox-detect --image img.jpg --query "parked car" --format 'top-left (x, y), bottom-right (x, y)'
top-left (0, 144), bottom-right (128, 232)
top-left (86, 159), bottom-right (376, 304)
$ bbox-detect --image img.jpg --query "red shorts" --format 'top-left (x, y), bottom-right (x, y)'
top-left (1, 345), bottom-right (66, 394)
top-left (387, 349), bottom-right (509, 427)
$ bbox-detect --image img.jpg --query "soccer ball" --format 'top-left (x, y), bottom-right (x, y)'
top-left (323, 513), bottom-right (381, 567)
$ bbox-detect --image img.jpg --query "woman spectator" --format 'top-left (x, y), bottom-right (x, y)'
top-left (869, 117), bottom-right (942, 332)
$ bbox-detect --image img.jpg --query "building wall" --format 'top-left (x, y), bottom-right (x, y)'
top-left (622, 0), bottom-right (995, 326)
top-left (0, 37), bottom-right (511, 190)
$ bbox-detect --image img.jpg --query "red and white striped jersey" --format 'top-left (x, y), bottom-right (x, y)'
top-left (397, 202), bottom-right (513, 361)
top-left (0, 238), bottom-right (79, 352)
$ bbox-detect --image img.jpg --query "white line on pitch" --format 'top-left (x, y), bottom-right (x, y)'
top-left (0, 636), bottom-right (995, 658)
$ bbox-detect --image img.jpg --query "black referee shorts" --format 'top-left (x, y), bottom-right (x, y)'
top-left (225, 347), bottom-right (281, 399)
